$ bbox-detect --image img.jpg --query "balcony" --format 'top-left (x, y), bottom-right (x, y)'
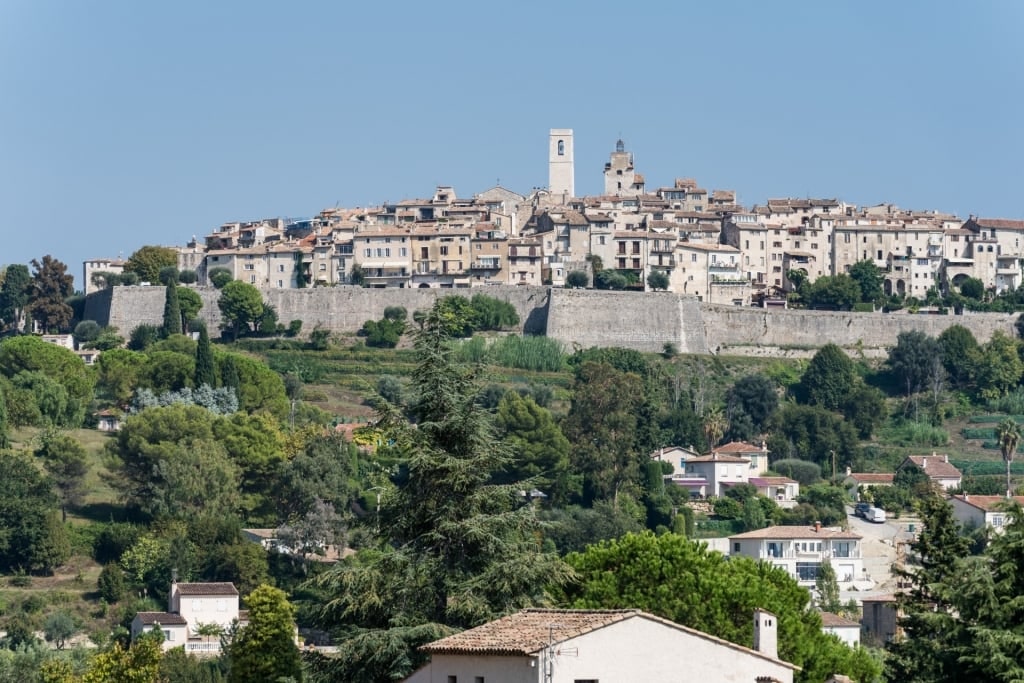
top-left (185, 641), bottom-right (222, 654)
top-left (471, 260), bottom-right (501, 270)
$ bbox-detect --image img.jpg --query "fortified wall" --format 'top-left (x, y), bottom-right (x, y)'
top-left (84, 285), bottom-right (1019, 356)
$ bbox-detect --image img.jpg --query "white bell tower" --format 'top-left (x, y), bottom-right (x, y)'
top-left (548, 128), bottom-right (575, 200)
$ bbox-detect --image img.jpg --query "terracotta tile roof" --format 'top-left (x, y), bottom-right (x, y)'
top-left (950, 494), bottom-right (1024, 511)
top-left (687, 454), bottom-right (750, 464)
top-left (713, 441), bottom-right (766, 454)
top-left (973, 218), bottom-right (1024, 230)
top-left (730, 525), bottom-right (862, 541)
top-left (819, 612), bottom-right (859, 628)
top-left (136, 612), bottom-right (188, 626)
top-left (420, 608), bottom-right (798, 669)
top-left (174, 582), bottom-right (238, 596)
top-left (847, 473), bottom-right (895, 484)
top-left (677, 242), bottom-right (739, 253)
top-left (902, 455), bottom-right (962, 480)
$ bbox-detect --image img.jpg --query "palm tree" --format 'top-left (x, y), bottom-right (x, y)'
top-left (996, 418), bottom-right (1021, 498)
top-left (702, 407), bottom-right (729, 449)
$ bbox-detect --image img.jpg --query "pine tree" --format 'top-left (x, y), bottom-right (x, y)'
top-left (887, 493), bottom-right (971, 681)
top-left (310, 303), bottom-right (572, 681)
top-left (162, 282), bottom-right (182, 336)
top-left (194, 324), bottom-right (216, 388)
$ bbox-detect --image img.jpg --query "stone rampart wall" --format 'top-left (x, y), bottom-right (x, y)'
top-left (86, 285), bottom-right (1019, 356)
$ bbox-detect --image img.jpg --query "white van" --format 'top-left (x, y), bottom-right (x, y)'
top-left (867, 507), bottom-right (887, 523)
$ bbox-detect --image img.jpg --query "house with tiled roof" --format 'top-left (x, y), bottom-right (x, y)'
top-left (843, 469), bottom-right (895, 500)
top-left (404, 608), bottom-right (797, 683)
top-left (949, 494), bottom-right (1024, 531)
top-left (131, 581), bottom-right (245, 654)
top-left (729, 524), bottom-right (866, 588)
top-left (897, 453), bottom-right (962, 490)
top-left (678, 452), bottom-right (751, 497)
top-left (820, 612), bottom-right (860, 647)
top-left (711, 440), bottom-right (770, 474)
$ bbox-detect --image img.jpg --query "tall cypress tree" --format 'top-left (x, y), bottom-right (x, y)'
top-left (162, 282), bottom-right (182, 336)
top-left (194, 324), bottom-right (216, 388)
top-left (0, 382), bottom-right (9, 450)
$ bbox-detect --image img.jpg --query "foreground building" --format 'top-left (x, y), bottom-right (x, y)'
top-left (405, 608), bottom-right (797, 683)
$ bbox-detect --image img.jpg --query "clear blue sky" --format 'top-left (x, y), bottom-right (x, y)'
top-left (3, 1), bottom-right (1023, 288)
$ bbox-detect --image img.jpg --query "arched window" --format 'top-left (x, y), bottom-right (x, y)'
top-left (557, 140), bottom-right (565, 156)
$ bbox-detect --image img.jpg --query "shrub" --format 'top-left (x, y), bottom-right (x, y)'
top-left (98, 564), bottom-right (127, 603)
top-left (565, 270), bottom-right (589, 289)
top-left (308, 327), bottom-right (331, 351)
top-left (128, 324), bottom-right (160, 351)
top-left (208, 267), bottom-right (233, 289)
top-left (177, 269), bottom-right (198, 284)
top-left (285, 320), bottom-right (303, 338)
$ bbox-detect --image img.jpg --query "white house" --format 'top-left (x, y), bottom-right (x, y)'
top-left (949, 494), bottom-right (1024, 531)
top-left (820, 612), bottom-right (860, 647)
top-left (749, 476), bottom-right (800, 507)
top-left (710, 441), bottom-right (771, 475)
top-left (843, 470), bottom-right (895, 500)
top-left (897, 454), bottom-right (962, 490)
top-left (650, 445), bottom-right (702, 475)
top-left (131, 581), bottom-right (245, 654)
top-left (405, 608), bottom-right (797, 683)
top-left (729, 524), bottom-right (865, 587)
top-left (683, 452), bottom-right (751, 497)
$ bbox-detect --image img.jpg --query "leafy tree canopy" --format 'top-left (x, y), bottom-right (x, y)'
top-left (557, 531), bottom-right (880, 683)
top-left (124, 245), bottom-right (178, 284)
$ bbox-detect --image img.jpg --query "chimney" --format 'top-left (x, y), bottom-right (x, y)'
top-left (814, 521), bottom-right (822, 532)
top-left (922, 458), bottom-right (927, 469)
top-left (845, 466), bottom-right (851, 477)
top-left (753, 609), bottom-right (778, 660)
top-left (943, 454), bottom-right (949, 463)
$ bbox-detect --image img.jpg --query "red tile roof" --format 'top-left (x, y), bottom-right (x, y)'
top-left (847, 473), bottom-right (895, 485)
top-left (713, 441), bottom-right (766, 454)
top-left (136, 612), bottom-right (188, 626)
top-left (950, 494), bottom-right (1024, 512)
top-left (819, 612), bottom-right (859, 628)
top-left (420, 609), bottom-right (798, 669)
top-left (902, 455), bottom-right (961, 480)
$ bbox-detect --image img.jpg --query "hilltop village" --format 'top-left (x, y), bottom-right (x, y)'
top-left (85, 129), bottom-right (1024, 309)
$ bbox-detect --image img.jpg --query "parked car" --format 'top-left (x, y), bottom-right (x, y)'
top-left (866, 506), bottom-right (887, 523)
top-left (854, 502), bottom-right (872, 518)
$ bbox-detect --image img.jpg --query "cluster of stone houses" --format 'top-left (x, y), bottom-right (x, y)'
top-left (85, 130), bottom-right (1024, 305)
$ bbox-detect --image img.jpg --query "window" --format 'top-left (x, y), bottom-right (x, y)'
top-left (835, 542), bottom-right (851, 558)
top-left (278, 264), bottom-right (285, 272)
top-left (440, 246), bottom-right (449, 256)
top-left (557, 140), bottom-right (564, 156)
top-left (364, 248), bottom-right (372, 257)
top-left (691, 253), bottom-right (697, 262)
top-left (163, 629), bottom-right (173, 641)
top-left (796, 562), bottom-right (821, 581)
top-left (400, 247), bottom-right (407, 257)
top-left (448, 677), bottom-right (457, 683)
top-left (632, 258), bottom-right (640, 269)
top-left (277, 280), bottom-right (283, 287)
top-left (319, 263), bottom-right (326, 271)
top-left (992, 514), bottom-right (1005, 528)
top-left (244, 264), bottom-right (254, 270)
top-left (475, 678), bottom-right (484, 683)
top-left (733, 542), bottom-right (740, 552)
top-left (249, 275), bottom-right (256, 283)
top-left (598, 235), bottom-right (606, 245)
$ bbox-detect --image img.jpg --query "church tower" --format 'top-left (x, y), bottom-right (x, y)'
top-left (548, 128), bottom-right (575, 200)
top-left (604, 138), bottom-right (644, 196)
